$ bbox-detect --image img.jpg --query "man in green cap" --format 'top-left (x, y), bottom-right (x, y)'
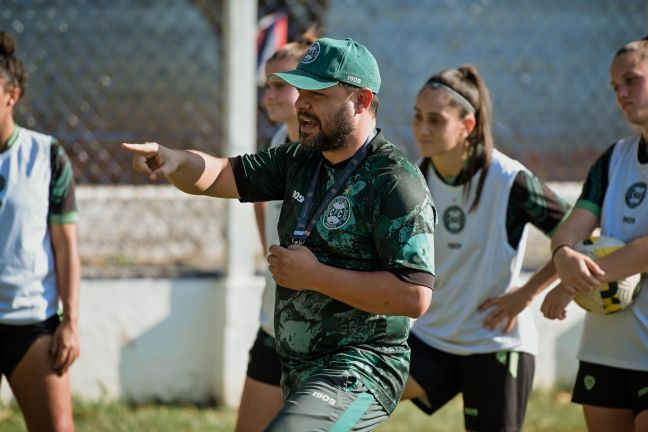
top-left (123, 37), bottom-right (436, 431)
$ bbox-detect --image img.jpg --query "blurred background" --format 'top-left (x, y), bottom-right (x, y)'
top-left (2, 0), bottom-right (643, 274)
top-left (0, 0), bottom-right (645, 421)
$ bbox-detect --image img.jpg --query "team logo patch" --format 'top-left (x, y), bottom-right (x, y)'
top-left (625, 182), bottom-right (647, 208)
top-left (323, 196), bottom-right (350, 230)
top-left (0, 174), bottom-right (5, 192)
top-left (443, 205), bottom-right (466, 234)
top-left (584, 375), bottom-right (596, 391)
top-left (301, 42), bottom-right (320, 64)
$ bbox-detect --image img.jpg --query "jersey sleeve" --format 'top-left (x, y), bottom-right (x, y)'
top-left (574, 143), bottom-right (615, 217)
top-left (372, 163), bottom-right (436, 286)
top-left (230, 143), bottom-right (296, 203)
top-left (506, 170), bottom-right (571, 246)
top-left (49, 139), bottom-right (78, 224)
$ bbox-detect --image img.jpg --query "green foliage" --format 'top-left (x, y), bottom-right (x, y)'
top-left (0, 400), bottom-right (237, 432)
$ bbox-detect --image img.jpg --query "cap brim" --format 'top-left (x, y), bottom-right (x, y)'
top-left (270, 70), bottom-right (338, 91)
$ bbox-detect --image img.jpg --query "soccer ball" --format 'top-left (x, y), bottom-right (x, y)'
top-left (573, 236), bottom-right (642, 315)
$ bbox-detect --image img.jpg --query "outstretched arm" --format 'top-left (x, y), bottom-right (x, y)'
top-left (122, 142), bottom-right (239, 198)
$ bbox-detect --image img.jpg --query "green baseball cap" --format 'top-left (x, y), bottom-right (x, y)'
top-left (270, 38), bottom-right (381, 94)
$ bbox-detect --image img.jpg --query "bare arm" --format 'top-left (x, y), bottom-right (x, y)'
top-left (540, 283), bottom-right (575, 320)
top-left (550, 208), bottom-right (599, 252)
top-left (595, 235), bottom-right (648, 281)
top-left (121, 142), bottom-right (239, 198)
top-left (551, 208), bottom-right (604, 293)
top-left (479, 259), bottom-right (558, 332)
top-left (267, 244), bottom-right (432, 318)
top-left (312, 265), bottom-right (432, 318)
top-left (49, 223), bottom-right (81, 374)
top-left (542, 233), bottom-right (648, 320)
top-left (254, 202), bottom-right (267, 252)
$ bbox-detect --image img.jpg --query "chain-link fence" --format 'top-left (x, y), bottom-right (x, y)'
top-left (1, 1), bottom-right (645, 275)
top-left (325, 0), bottom-right (647, 180)
top-left (4, 0), bottom-right (224, 184)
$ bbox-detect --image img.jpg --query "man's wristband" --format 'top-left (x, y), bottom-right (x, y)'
top-left (551, 244), bottom-right (572, 261)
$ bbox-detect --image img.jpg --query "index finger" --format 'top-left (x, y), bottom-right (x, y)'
top-left (268, 244), bottom-right (285, 255)
top-left (503, 317), bottom-right (517, 333)
top-left (477, 298), bottom-right (496, 311)
top-left (56, 349), bottom-right (74, 375)
top-left (121, 142), bottom-right (160, 157)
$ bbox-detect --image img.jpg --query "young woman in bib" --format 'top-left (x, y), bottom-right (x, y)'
top-left (401, 65), bottom-right (571, 431)
top-left (541, 36), bottom-right (648, 432)
top-left (0, 31), bottom-right (80, 431)
top-left (236, 34), bottom-right (314, 432)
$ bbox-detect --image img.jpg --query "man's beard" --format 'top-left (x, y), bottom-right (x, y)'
top-left (299, 105), bottom-right (354, 152)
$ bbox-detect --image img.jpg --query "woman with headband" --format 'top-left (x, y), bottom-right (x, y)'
top-left (400, 65), bottom-right (570, 431)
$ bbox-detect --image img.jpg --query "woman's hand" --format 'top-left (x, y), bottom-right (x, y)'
top-left (553, 246), bottom-right (604, 294)
top-left (540, 284), bottom-right (575, 320)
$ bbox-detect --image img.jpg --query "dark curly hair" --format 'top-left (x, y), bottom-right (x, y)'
top-left (0, 31), bottom-right (27, 99)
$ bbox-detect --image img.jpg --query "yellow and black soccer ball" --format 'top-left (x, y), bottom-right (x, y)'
top-left (573, 236), bottom-right (642, 315)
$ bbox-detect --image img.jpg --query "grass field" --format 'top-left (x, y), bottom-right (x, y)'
top-left (0, 389), bottom-right (585, 431)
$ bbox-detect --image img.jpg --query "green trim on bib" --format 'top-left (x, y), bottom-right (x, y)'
top-left (574, 199), bottom-right (601, 217)
top-left (2, 126), bottom-right (20, 152)
top-left (49, 211), bottom-right (79, 225)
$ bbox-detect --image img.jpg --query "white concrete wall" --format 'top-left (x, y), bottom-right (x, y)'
top-left (0, 275), bottom-right (585, 405)
top-left (1, 276), bottom-right (264, 406)
top-left (0, 182), bottom-right (587, 404)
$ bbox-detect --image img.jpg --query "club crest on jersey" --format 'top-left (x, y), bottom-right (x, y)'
top-left (625, 181), bottom-right (646, 208)
top-left (443, 205), bottom-right (466, 234)
top-left (301, 42), bottom-right (320, 64)
top-left (323, 196), bottom-right (350, 230)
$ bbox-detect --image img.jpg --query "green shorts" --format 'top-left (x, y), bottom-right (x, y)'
top-left (265, 373), bottom-right (388, 432)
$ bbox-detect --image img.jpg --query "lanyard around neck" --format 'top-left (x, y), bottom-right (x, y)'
top-left (291, 129), bottom-right (377, 246)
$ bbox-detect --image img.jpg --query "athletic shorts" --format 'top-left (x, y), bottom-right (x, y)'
top-left (408, 332), bottom-right (535, 432)
top-left (246, 328), bottom-right (282, 386)
top-left (264, 373), bottom-right (388, 432)
top-left (572, 361), bottom-right (648, 416)
top-left (0, 314), bottom-right (60, 379)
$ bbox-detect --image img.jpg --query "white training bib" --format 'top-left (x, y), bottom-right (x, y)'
top-left (0, 128), bottom-right (59, 324)
top-left (259, 125), bottom-right (289, 336)
top-left (579, 136), bottom-right (648, 371)
top-left (412, 150), bottom-right (538, 355)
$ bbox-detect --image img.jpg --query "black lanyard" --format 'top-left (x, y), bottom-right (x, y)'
top-left (291, 129), bottom-right (377, 245)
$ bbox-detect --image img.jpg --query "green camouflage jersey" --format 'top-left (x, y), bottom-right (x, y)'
top-left (231, 130), bottom-right (436, 413)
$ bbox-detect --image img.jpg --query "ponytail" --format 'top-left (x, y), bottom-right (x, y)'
top-left (422, 64), bottom-right (493, 212)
